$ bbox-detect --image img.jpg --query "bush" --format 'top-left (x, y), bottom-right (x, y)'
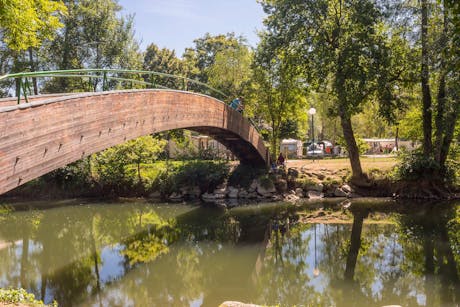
top-left (0, 288), bottom-right (56, 307)
top-left (151, 160), bottom-right (233, 198)
top-left (393, 151), bottom-right (459, 184)
top-left (258, 174), bottom-right (275, 189)
top-left (393, 151), bottom-right (439, 181)
top-left (228, 164), bottom-right (265, 188)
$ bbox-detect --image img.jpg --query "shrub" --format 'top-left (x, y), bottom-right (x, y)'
top-left (393, 151), bottom-right (459, 184)
top-left (228, 164), bottom-right (265, 188)
top-left (0, 288), bottom-right (56, 307)
top-left (258, 174), bottom-right (275, 189)
top-left (172, 161), bottom-right (230, 193)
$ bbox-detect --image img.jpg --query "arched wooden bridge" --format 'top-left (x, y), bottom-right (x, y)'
top-left (0, 90), bottom-right (269, 195)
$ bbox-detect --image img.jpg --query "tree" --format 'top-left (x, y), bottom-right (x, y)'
top-left (0, 0), bottom-right (67, 51)
top-left (419, 0), bottom-right (460, 179)
top-left (247, 35), bottom-right (306, 158)
top-left (143, 43), bottom-right (183, 88)
top-left (124, 136), bottom-right (166, 183)
top-left (41, 0), bottom-right (141, 92)
top-left (260, 0), bottom-right (403, 183)
top-left (206, 42), bottom-right (252, 98)
top-left (182, 32), bottom-right (244, 84)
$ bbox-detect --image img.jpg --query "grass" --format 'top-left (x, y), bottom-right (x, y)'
top-left (287, 157), bottom-right (397, 173)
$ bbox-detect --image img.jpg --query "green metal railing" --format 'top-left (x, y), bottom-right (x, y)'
top-left (0, 68), bottom-right (228, 104)
top-left (0, 68), bottom-right (262, 133)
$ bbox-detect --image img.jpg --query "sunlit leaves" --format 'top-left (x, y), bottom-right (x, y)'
top-left (0, 0), bottom-right (67, 51)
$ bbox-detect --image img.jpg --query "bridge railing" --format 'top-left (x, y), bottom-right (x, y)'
top-left (0, 69), bottom-right (229, 104)
top-left (0, 68), bottom-right (264, 134)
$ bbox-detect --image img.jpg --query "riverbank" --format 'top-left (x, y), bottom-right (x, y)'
top-left (2, 158), bottom-right (459, 204)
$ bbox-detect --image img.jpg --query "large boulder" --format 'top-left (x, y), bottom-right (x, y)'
top-left (248, 180), bottom-right (258, 193)
top-left (284, 193), bottom-right (300, 203)
top-left (168, 192), bottom-right (183, 202)
top-left (307, 191), bottom-right (324, 199)
top-left (227, 186), bottom-right (239, 198)
top-left (238, 189), bottom-right (249, 198)
top-left (333, 187), bottom-right (348, 197)
top-left (295, 188), bottom-right (304, 198)
top-left (201, 192), bottom-right (217, 201)
top-left (288, 168), bottom-right (299, 177)
top-left (341, 184), bottom-right (353, 193)
top-left (274, 178), bottom-right (288, 193)
top-left (256, 180), bottom-right (276, 197)
top-left (213, 186), bottom-right (228, 199)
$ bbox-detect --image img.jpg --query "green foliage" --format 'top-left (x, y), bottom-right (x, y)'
top-left (92, 136), bottom-right (166, 193)
top-left (172, 161), bottom-right (230, 193)
top-left (279, 119), bottom-right (301, 140)
top-left (41, 0), bottom-right (141, 92)
top-left (356, 138), bottom-right (370, 155)
top-left (259, 0), bottom-right (407, 179)
top-left (0, 0), bottom-right (67, 51)
top-left (93, 145), bottom-right (133, 192)
top-left (393, 151), bottom-right (459, 184)
top-left (228, 164), bottom-right (265, 188)
top-left (258, 174), bottom-right (275, 190)
top-left (294, 177), bottom-right (317, 190)
top-left (0, 288), bottom-right (56, 306)
top-left (206, 42), bottom-right (252, 98)
top-left (247, 38), bottom-right (306, 158)
top-left (143, 43), bottom-right (183, 88)
top-left (183, 32), bottom-right (243, 83)
top-left (394, 151), bottom-right (439, 181)
top-left (153, 160), bottom-right (230, 197)
top-left (45, 158), bottom-right (94, 191)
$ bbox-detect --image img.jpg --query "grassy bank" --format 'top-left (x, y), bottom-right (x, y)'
top-left (2, 156), bottom-right (459, 202)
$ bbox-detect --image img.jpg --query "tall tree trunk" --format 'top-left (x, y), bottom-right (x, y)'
top-left (339, 111), bottom-right (365, 182)
top-left (434, 3), bottom-right (449, 164)
top-left (421, 0), bottom-right (433, 158)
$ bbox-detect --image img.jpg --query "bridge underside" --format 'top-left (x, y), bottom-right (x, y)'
top-left (0, 90), bottom-right (269, 195)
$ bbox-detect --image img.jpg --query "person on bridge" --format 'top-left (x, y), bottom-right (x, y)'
top-left (229, 97), bottom-right (241, 110)
top-left (236, 99), bottom-right (244, 113)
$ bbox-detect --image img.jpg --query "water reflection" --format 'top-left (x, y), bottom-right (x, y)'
top-left (0, 200), bottom-right (458, 306)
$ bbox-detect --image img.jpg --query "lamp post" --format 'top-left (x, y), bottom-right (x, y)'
top-left (308, 107), bottom-right (316, 161)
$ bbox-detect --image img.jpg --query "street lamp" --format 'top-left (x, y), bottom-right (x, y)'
top-left (308, 107), bottom-right (316, 160)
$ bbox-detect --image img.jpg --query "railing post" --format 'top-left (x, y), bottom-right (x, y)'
top-left (15, 77), bottom-right (22, 104)
top-left (102, 71), bottom-right (107, 91)
top-left (22, 77), bottom-right (30, 103)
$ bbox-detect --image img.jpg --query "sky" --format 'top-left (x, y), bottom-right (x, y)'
top-left (117, 0), bottom-right (266, 56)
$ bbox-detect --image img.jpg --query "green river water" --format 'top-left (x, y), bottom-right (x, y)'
top-left (0, 199), bottom-right (459, 307)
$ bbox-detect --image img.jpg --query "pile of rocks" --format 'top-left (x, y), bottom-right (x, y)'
top-left (161, 174), bottom-right (359, 203)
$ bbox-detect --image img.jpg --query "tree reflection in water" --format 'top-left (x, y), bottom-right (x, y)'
top-left (0, 201), bottom-right (458, 307)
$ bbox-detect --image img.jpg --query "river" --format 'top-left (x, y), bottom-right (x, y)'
top-left (0, 199), bottom-right (458, 306)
